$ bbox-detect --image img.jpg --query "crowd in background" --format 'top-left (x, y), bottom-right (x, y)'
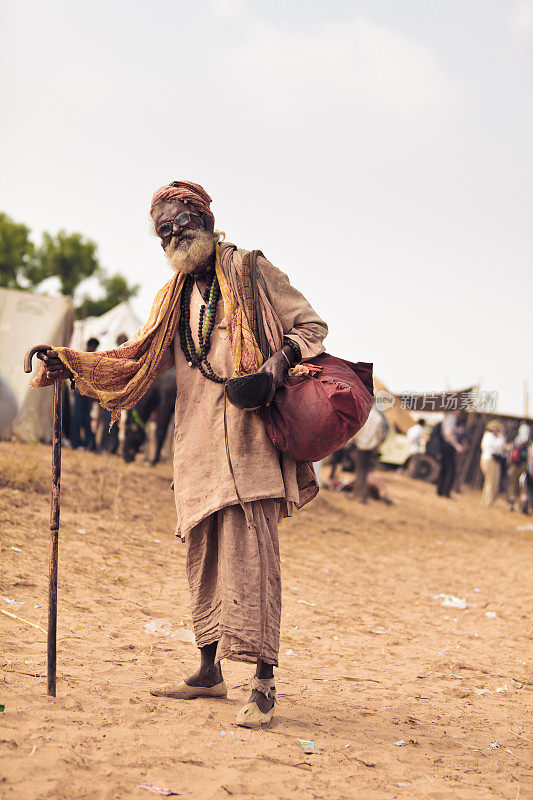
top-left (61, 335), bottom-right (175, 466)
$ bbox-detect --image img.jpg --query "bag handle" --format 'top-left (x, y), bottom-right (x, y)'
top-left (242, 250), bottom-right (271, 361)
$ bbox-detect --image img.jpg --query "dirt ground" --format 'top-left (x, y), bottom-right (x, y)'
top-left (1, 442), bottom-right (532, 800)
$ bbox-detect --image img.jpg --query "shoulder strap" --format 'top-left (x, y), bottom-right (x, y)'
top-left (242, 250), bottom-right (271, 361)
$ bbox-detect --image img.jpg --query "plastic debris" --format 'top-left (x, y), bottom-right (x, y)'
top-left (297, 739), bottom-right (320, 754)
top-left (0, 705), bottom-right (4, 712)
top-left (76, 529), bottom-right (88, 535)
top-left (394, 740), bottom-right (405, 747)
top-left (485, 611), bottom-right (497, 619)
top-left (10, 546), bottom-right (22, 552)
top-left (475, 689), bottom-right (492, 695)
top-left (496, 685), bottom-right (508, 693)
top-left (170, 629), bottom-right (195, 643)
top-left (297, 599), bottom-right (316, 606)
top-left (143, 620), bottom-right (195, 643)
top-left (285, 649), bottom-right (295, 656)
top-left (3, 598), bottom-right (16, 604)
top-left (433, 594), bottom-right (468, 609)
top-left (489, 742), bottom-right (499, 749)
top-left (137, 783), bottom-right (177, 796)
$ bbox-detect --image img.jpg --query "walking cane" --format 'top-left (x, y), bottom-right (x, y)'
top-left (24, 345), bottom-right (64, 697)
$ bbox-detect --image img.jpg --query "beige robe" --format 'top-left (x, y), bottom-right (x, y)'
top-left (167, 250), bottom-right (328, 539)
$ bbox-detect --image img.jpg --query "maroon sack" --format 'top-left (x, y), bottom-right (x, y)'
top-left (261, 353), bottom-right (374, 462)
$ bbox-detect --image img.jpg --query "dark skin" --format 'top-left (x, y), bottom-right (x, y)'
top-left (39, 198), bottom-right (294, 713)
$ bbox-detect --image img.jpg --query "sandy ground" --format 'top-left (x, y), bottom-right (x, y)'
top-left (1, 441), bottom-right (532, 800)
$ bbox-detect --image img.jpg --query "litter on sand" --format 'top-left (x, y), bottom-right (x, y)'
top-left (516, 524), bottom-right (533, 531)
top-left (10, 546), bottom-right (22, 552)
top-left (394, 740), bottom-right (405, 747)
top-left (3, 598), bottom-right (16, 604)
top-left (137, 783), bottom-right (177, 795)
top-left (76, 529), bottom-right (88, 535)
top-left (489, 742), bottom-right (499, 749)
top-left (297, 739), bottom-right (320, 754)
top-left (143, 620), bottom-right (195, 643)
top-left (485, 611), bottom-right (497, 619)
top-left (170, 629), bottom-right (195, 643)
top-left (0, 705), bottom-right (5, 712)
top-left (433, 594), bottom-right (468, 609)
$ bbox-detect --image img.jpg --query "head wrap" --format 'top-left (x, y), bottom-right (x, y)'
top-left (150, 180), bottom-right (214, 229)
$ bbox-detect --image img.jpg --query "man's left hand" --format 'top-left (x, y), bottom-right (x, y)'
top-left (257, 350), bottom-right (290, 405)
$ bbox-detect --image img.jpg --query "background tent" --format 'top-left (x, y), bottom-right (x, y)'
top-left (0, 288), bottom-right (74, 442)
top-left (69, 301), bottom-right (142, 351)
top-left (373, 377), bottom-right (415, 434)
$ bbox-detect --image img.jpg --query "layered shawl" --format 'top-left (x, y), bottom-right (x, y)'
top-left (30, 243), bottom-right (284, 423)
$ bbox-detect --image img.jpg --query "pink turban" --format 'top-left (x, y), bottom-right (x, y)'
top-left (150, 180), bottom-right (214, 229)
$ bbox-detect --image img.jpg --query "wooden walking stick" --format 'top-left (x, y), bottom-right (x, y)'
top-left (24, 345), bottom-right (64, 697)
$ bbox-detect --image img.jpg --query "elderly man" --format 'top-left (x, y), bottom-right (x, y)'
top-left (35, 180), bottom-right (327, 728)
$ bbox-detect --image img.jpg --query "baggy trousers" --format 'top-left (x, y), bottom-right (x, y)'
top-left (185, 499), bottom-right (281, 666)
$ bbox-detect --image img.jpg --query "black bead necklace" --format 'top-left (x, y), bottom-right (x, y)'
top-left (178, 273), bottom-right (226, 384)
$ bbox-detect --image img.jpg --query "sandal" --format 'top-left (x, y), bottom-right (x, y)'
top-left (235, 676), bottom-right (276, 728)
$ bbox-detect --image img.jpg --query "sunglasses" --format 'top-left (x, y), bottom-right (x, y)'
top-left (156, 211), bottom-right (204, 240)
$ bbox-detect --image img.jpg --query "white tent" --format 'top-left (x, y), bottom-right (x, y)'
top-left (0, 288), bottom-right (74, 442)
top-left (69, 301), bottom-right (142, 351)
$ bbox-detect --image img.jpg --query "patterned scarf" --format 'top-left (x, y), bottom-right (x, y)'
top-left (30, 243), bottom-right (283, 423)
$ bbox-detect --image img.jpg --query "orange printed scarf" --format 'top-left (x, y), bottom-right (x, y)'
top-left (31, 243), bottom-right (271, 423)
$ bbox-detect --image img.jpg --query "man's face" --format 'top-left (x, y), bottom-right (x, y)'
top-left (152, 199), bottom-right (216, 275)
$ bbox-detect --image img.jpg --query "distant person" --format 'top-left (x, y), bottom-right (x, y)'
top-left (480, 420), bottom-right (505, 506)
top-left (437, 410), bottom-right (464, 498)
top-left (327, 445), bottom-right (356, 481)
top-left (122, 368), bottom-right (177, 464)
top-left (0, 374), bottom-right (18, 436)
top-left (99, 333), bottom-right (129, 454)
top-left (351, 406), bottom-right (388, 503)
top-left (517, 421), bottom-right (531, 446)
top-left (70, 337), bottom-right (99, 451)
top-left (507, 427), bottom-right (529, 512)
top-left (453, 415), bottom-right (469, 492)
top-left (522, 439), bottom-right (533, 515)
top-left (406, 418), bottom-right (426, 455)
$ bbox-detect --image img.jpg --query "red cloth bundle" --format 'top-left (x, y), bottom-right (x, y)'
top-left (262, 354), bottom-right (373, 462)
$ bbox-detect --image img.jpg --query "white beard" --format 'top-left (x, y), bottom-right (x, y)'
top-left (165, 230), bottom-right (217, 274)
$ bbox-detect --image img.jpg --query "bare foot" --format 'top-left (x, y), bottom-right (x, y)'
top-left (185, 664), bottom-right (223, 688)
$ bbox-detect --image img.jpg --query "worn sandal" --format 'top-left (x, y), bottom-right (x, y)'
top-left (235, 676), bottom-right (276, 728)
top-left (150, 680), bottom-right (227, 700)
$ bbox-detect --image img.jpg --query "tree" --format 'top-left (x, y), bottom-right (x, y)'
top-left (77, 272), bottom-right (140, 318)
top-left (0, 213), bottom-right (36, 289)
top-left (0, 213), bottom-right (139, 319)
top-left (36, 230), bottom-right (100, 297)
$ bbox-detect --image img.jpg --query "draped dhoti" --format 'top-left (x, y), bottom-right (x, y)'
top-left (185, 499), bottom-right (281, 666)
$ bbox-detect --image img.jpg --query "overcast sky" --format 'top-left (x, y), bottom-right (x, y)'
top-left (1, 0), bottom-right (532, 415)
